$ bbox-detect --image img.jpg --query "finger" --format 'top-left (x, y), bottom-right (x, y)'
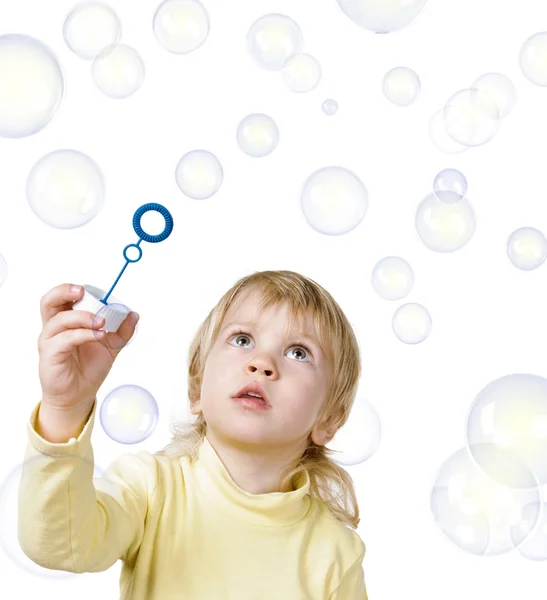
top-left (43, 327), bottom-right (106, 360)
top-left (41, 309), bottom-right (104, 343)
top-left (40, 284), bottom-right (84, 328)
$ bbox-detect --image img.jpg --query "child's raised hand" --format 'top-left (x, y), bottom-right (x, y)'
top-left (37, 283), bottom-right (139, 412)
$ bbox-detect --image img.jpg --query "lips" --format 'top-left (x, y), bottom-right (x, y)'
top-left (234, 382), bottom-right (270, 407)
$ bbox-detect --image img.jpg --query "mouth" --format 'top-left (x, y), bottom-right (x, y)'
top-left (233, 396), bottom-right (271, 410)
top-left (233, 383), bottom-right (271, 407)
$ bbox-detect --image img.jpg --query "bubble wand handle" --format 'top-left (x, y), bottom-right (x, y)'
top-left (99, 203), bottom-right (174, 305)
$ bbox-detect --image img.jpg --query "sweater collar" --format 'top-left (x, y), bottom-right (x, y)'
top-left (191, 435), bottom-right (311, 526)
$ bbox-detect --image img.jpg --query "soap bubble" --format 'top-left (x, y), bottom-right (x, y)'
top-left (512, 501), bottom-right (547, 560)
top-left (327, 397), bottom-right (381, 466)
top-left (392, 302), bottom-right (431, 344)
top-left (247, 14), bottom-right (303, 70)
top-left (415, 192), bottom-right (476, 252)
top-left (91, 44), bottom-right (145, 98)
top-left (519, 32), bottom-right (547, 87)
top-left (237, 113), bottom-right (279, 157)
top-left (300, 166), bottom-right (369, 236)
top-left (100, 385), bottom-right (159, 444)
top-left (175, 149), bottom-right (223, 199)
top-left (153, 0), bottom-right (209, 54)
top-left (322, 99), bottom-right (338, 115)
top-left (26, 149), bottom-right (105, 229)
top-left (371, 256), bottom-right (415, 300)
top-left (382, 67), bottom-right (421, 106)
top-left (336, 0), bottom-right (427, 33)
top-left (471, 73), bottom-right (516, 118)
top-left (429, 109), bottom-right (468, 154)
top-left (507, 227), bottom-right (547, 271)
top-left (443, 88), bottom-right (500, 147)
top-left (0, 34), bottom-right (64, 138)
top-left (281, 53), bottom-right (322, 92)
top-left (430, 445), bottom-right (541, 556)
top-left (466, 374), bottom-right (547, 489)
top-left (433, 168), bottom-right (468, 204)
top-left (0, 454), bottom-right (105, 578)
top-left (63, 1), bottom-right (121, 60)
top-left (0, 253), bottom-right (6, 287)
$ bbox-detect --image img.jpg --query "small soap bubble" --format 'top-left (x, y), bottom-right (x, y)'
top-left (327, 397), bottom-right (381, 466)
top-left (466, 374), bottom-right (547, 488)
top-left (0, 454), bottom-right (105, 578)
top-left (26, 149), bottom-right (105, 229)
top-left (371, 256), bottom-right (414, 300)
top-left (0, 34), bottom-right (64, 138)
top-left (507, 227), bottom-right (547, 271)
top-left (237, 113), bottom-right (279, 157)
top-left (519, 32), bottom-right (547, 87)
top-left (430, 445), bottom-right (541, 556)
top-left (153, 0), bottom-right (209, 55)
top-left (392, 302), bottom-right (431, 344)
top-left (92, 44), bottom-right (145, 99)
top-left (443, 88), bottom-right (500, 147)
top-left (175, 149), bottom-right (223, 199)
top-left (300, 166), bottom-right (368, 236)
top-left (322, 98), bottom-right (338, 115)
top-left (429, 109), bottom-right (468, 154)
top-left (281, 53), bottom-right (322, 93)
top-left (247, 14), bottom-right (303, 70)
top-left (336, 0), bottom-right (427, 33)
top-left (0, 253), bottom-right (6, 287)
top-left (383, 67), bottom-right (421, 106)
top-left (415, 193), bottom-right (476, 252)
top-left (433, 168), bottom-right (468, 204)
top-left (512, 501), bottom-right (547, 560)
top-left (63, 1), bottom-right (121, 60)
top-left (100, 384), bottom-right (159, 444)
top-left (471, 73), bottom-right (516, 118)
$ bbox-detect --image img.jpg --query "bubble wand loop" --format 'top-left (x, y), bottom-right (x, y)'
top-left (100, 203), bottom-right (174, 305)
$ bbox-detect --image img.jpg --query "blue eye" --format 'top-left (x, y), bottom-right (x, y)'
top-left (228, 330), bottom-right (312, 362)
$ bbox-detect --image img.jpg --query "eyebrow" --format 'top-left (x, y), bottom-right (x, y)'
top-left (221, 321), bottom-right (322, 354)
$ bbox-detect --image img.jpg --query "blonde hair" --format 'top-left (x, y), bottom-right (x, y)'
top-left (155, 270), bottom-right (362, 529)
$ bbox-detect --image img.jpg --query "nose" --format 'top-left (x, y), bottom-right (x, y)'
top-left (246, 356), bottom-right (274, 377)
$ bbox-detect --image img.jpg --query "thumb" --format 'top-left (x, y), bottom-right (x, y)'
top-left (103, 311), bottom-right (140, 351)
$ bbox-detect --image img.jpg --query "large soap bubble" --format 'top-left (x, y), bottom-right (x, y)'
top-left (63, 1), bottom-right (121, 59)
top-left (175, 149), bottom-right (223, 199)
top-left (507, 227), bottom-right (547, 271)
top-left (153, 0), bottom-right (210, 54)
top-left (371, 256), bottom-right (415, 300)
top-left (281, 53), bottom-right (322, 93)
top-left (92, 44), bottom-right (145, 98)
top-left (415, 192), bottom-right (476, 252)
top-left (519, 32), bottom-right (547, 87)
top-left (247, 14), bottom-right (303, 70)
top-left (433, 168), bottom-right (468, 204)
top-left (430, 445), bottom-right (541, 556)
top-left (336, 0), bottom-right (427, 33)
top-left (382, 67), bottom-right (421, 106)
top-left (237, 113), bottom-right (279, 157)
top-left (0, 34), bottom-right (64, 138)
top-left (100, 384), bottom-right (159, 444)
top-left (300, 166), bottom-right (368, 236)
top-left (471, 73), bottom-right (516, 118)
top-left (465, 374), bottom-right (547, 489)
top-left (392, 303), bottom-right (431, 344)
top-left (26, 149), bottom-right (105, 229)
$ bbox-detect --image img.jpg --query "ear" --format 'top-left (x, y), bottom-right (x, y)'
top-left (311, 424), bottom-right (338, 447)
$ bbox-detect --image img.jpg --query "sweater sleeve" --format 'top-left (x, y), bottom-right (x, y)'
top-left (17, 399), bottom-right (158, 574)
top-left (329, 548), bottom-right (368, 600)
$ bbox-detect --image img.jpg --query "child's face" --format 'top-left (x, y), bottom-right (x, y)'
top-left (191, 289), bottom-right (336, 450)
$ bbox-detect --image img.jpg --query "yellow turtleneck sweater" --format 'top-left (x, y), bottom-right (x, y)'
top-left (18, 399), bottom-right (368, 599)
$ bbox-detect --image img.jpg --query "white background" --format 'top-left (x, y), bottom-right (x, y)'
top-left (1, 0), bottom-right (547, 598)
